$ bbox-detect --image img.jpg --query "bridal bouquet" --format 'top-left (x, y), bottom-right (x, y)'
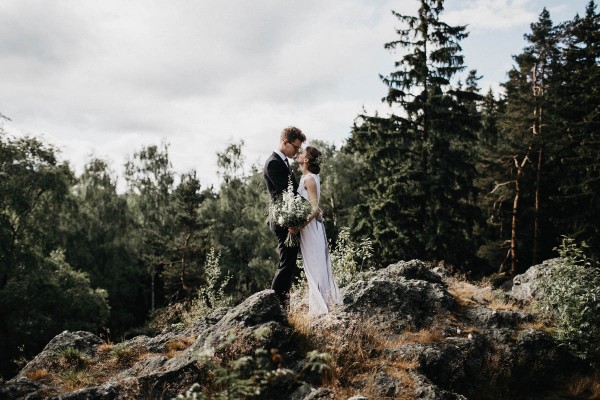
top-left (270, 179), bottom-right (312, 247)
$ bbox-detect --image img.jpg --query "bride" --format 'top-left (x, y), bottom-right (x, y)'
top-left (296, 146), bottom-right (343, 315)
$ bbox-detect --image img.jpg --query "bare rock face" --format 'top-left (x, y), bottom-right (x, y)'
top-left (341, 260), bottom-right (455, 332)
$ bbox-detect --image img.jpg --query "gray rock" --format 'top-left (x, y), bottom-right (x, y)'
top-left (288, 383), bottom-right (316, 400)
top-left (341, 272), bottom-right (454, 332)
top-left (0, 377), bottom-right (56, 400)
top-left (53, 377), bottom-right (139, 400)
top-left (54, 385), bottom-right (118, 400)
top-left (302, 387), bottom-right (332, 399)
top-left (411, 372), bottom-right (468, 400)
top-left (206, 306), bottom-right (231, 324)
top-left (465, 306), bottom-right (534, 329)
top-left (386, 335), bottom-right (488, 392)
top-left (17, 331), bottom-right (103, 379)
top-left (432, 266), bottom-right (448, 279)
top-left (511, 258), bottom-right (563, 302)
top-left (128, 290), bottom-right (291, 399)
top-left (374, 371), bottom-right (399, 397)
top-left (384, 260), bottom-right (445, 285)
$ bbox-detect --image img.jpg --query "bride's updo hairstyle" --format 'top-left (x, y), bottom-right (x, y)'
top-left (305, 146), bottom-right (322, 174)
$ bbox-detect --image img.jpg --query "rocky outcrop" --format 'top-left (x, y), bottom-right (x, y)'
top-left (340, 260), bottom-right (455, 332)
top-left (510, 258), bottom-right (562, 302)
top-left (0, 259), bottom-right (586, 400)
top-left (2, 291), bottom-right (296, 400)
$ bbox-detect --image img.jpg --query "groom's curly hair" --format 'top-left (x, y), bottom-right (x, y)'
top-left (280, 126), bottom-right (306, 143)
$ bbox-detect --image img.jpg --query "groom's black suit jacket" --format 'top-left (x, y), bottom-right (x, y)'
top-left (263, 152), bottom-right (298, 231)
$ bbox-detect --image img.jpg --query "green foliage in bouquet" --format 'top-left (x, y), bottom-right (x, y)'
top-left (269, 179), bottom-right (312, 247)
top-left (539, 236), bottom-right (600, 364)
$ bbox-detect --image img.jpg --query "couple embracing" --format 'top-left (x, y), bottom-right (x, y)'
top-left (263, 126), bottom-right (342, 316)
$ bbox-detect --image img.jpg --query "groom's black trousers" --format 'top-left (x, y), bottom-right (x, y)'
top-left (271, 226), bottom-right (300, 306)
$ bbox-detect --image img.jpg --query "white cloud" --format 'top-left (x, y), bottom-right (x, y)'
top-left (1, 0), bottom-right (406, 188)
top-left (444, 0), bottom-right (537, 30)
top-left (4, 0), bottom-right (586, 190)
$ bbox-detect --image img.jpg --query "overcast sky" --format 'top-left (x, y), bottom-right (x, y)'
top-left (0, 0), bottom-right (590, 189)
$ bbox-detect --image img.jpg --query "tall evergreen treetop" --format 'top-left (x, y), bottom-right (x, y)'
top-left (348, 0), bottom-right (481, 267)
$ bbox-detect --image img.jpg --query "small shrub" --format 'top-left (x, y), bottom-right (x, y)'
top-left (52, 347), bottom-right (88, 369)
top-left (182, 247), bottom-right (233, 324)
top-left (174, 327), bottom-right (331, 400)
top-left (330, 227), bottom-right (375, 287)
top-left (111, 346), bottom-right (140, 367)
top-left (539, 236), bottom-right (600, 363)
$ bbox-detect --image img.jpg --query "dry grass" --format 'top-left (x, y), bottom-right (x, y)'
top-left (58, 369), bottom-right (97, 392)
top-left (392, 327), bottom-right (446, 345)
top-left (567, 372), bottom-right (600, 399)
top-left (111, 346), bottom-right (143, 367)
top-left (96, 343), bottom-right (115, 353)
top-left (447, 277), bottom-right (519, 311)
top-left (515, 319), bottom-right (552, 333)
top-left (287, 306), bottom-right (421, 398)
top-left (329, 356), bottom-right (419, 400)
top-left (165, 337), bottom-right (195, 358)
top-left (31, 337), bottom-right (188, 396)
top-left (26, 368), bottom-right (50, 381)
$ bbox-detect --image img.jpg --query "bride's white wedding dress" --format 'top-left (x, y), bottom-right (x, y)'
top-left (298, 173), bottom-right (343, 315)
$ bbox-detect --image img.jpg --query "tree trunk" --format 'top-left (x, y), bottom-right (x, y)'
top-left (533, 147), bottom-right (542, 264)
top-left (180, 232), bottom-right (191, 296)
top-left (510, 173), bottom-right (520, 275)
top-left (532, 63), bottom-right (544, 265)
top-left (510, 155), bottom-right (530, 275)
top-left (151, 264), bottom-right (155, 312)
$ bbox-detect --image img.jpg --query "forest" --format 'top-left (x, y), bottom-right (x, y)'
top-left (0, 0), bottom-right (598, 380)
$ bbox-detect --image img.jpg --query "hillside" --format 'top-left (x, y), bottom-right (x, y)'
top-left (1, 259), bottom-right (597, 400)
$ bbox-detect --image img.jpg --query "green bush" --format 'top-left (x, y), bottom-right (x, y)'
top-left (182, 247), bottom-right (233, 324)
top-left (539, 236), bottom-right (600, 363)
top-left (330, 227), bottom-right (375, 287)
top-left (174, 327), bottom-right (331, 400)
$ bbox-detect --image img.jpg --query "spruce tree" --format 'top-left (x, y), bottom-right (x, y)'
top-left (553, 1), bottom-right (600, 257)
top-left (348, 0), bottom-right (480, 268)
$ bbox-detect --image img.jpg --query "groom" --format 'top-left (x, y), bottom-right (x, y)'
top-left (263, 126), bottom-right (306, 307)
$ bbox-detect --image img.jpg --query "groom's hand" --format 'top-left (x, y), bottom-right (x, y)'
top-left (288, 227), bottom-right (300, 234)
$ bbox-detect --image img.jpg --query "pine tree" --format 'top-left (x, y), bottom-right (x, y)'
top-left (494, 8), bottom-right (560, 272)
top-left (348, 0), bottom-right (481, 268)
top-left (553, 1), bottom-right (600, 257)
